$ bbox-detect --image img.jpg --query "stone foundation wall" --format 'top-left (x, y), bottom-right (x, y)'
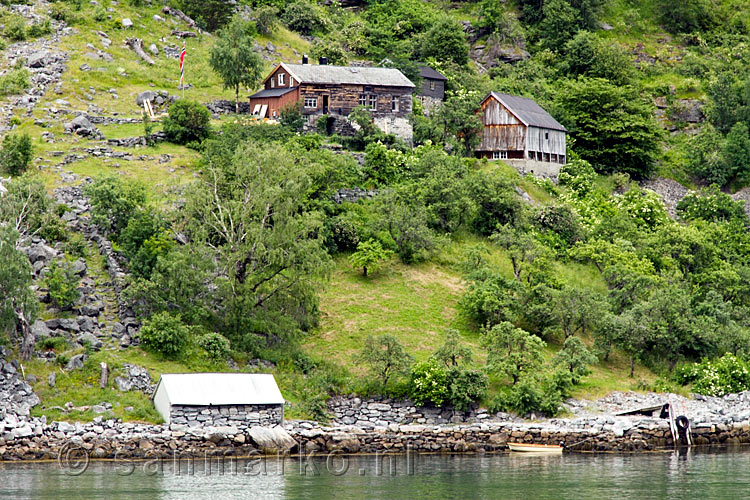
top-left (505, 159), bottom-right (562, 179)
top-left (169, 404), bottom-right (282, 428)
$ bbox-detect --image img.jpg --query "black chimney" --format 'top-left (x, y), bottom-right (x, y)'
top-left (319, 57), bottom-right (328, 65)
top-left (302, 54), bottom-right (308, 64)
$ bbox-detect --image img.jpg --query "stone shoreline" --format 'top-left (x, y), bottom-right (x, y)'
top-left (1, 410), bottom-right (750, 462)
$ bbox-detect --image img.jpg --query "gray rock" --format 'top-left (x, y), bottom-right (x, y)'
top-left (77, 333), bottom-right (101, 350)
top-left (27, 244), bottom-right (56, 264)
top-left (48, 372), bottom-right (56, 388)
top-left (114, 376), bottom-right (133, 392)
top-left (77, 316), bottom-right (96, 333)
top-left (66, 353), bottom-right (88, 371)
top-left (31, 320), bottom-right (52, 340)
top-left (27, 50), bottom-right (51, 68)
top-left (122, 18), bottom-right (133, 28)
top-left (148, 43), bottom-right (159, 56)
top-left (136, 90), bottom-right (157, 106)
top-left (70, 259), bottom-right (87, 277)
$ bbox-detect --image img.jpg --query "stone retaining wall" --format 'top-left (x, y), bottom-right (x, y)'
top-left (170, 404), bottom-right (283, 428)
top-left (327, 396), bottom-right (505, 427)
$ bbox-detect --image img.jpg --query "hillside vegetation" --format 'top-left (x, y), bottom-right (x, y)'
top-left (1, 0), bottom-right (750, 422)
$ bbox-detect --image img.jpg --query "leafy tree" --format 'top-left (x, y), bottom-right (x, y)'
top-left (0, 133), bottom-right (33, 176)
top-left (460, 268), bottom-right (523, 326)
top-left (254, 5), bottom-right (279, 35)
top-left (0, 227), bottom-right (37, 360)
top-left (686, 124), bottom-right (729, 185)
top-left (413, 150), bottom-right (475, 233)
top-left (377, 192), bottom-right (442, 264)
top-left (723, 122), bottom-right (750, 183)
top-left (491, 225), bottom-right (549, 282)
top-left (553, 286), bottom-right (608, 338)
top-left (555, 77), bottom-right (662, 178)
top-left (210, 15), bottom-right (265, 113)
top-left (171, 0), bottom-right (232, 31)
top-left (358, 334), bottom-right (413, 390)
top-left (563, 31), bottom-right (635, 86)
top-left (0, 175), bottom-right (51, 235)
top-left (558, 155), bottom-right (596, 195)
top-left (363, 141), bottom-right (409, 185)
top-left (433, 91), bottom-right (483, 156)
top-left (537, 0), bottom-right (579, 51)
top-left (44, 260), bottom-right (81, 310)
top-left (163, 100), bottom-right (211, 145)
top-left (483, 321), bottom-right (545, 385)
top-left (139, 311), bottom-right (189, 359)
top-left (432, 329), bottom-right (473, 367)
top-left (349, 239), bottom-right (391, 277)
top-left (282, 0), bottom-right (329, 35)
top-left (469, 171), bottom-right (526, 235)
top-left (533, 204), bottom-right (584, 248)
top-left (417, 18), bottom-right (469, 66)
top-left (657, 0), bottom-right (717, 33)
top-left (446, 366), bottom-right (488, 411)
top-left (183, 141), bottom-right (331, 345)
top-left (553, 336), bottom-right (597, 383)
top-left (610, 308), bottom-right (651, 377)
top-left (84, 175), bottom-right (146, 238)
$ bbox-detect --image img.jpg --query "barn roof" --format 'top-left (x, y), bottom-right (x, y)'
top-left (419, 66), bottom-right (447, 81)
top-left (153, 373), bottom-right (285, 406)
top-left (269, 63), bottom-right (415, 88)
top-left (248, 87), bottom-right (296, 99)
top-left (485, 92), bottom-right (567, 132)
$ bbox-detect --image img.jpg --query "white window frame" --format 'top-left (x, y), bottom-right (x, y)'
top-left (270, 79), bottom-right (275, 88)
top-left (304, 96), bottom-right (318, 109)
top-left (492, 151), bottom-right (508, 160)
top-left (278, 73), bottom-right (285, 86)
top-left (359, 94), bottom-right (367, 107)
top-left (368, 94), bottom-right (377, 111)
top-left (391, 96), bottom-right (399, 112)
top-left (429, 81), bottom-right (436, 91)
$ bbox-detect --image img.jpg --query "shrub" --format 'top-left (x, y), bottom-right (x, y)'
top-left (49, 3), bottom-right (75, 23)
top-left (28, 18), bottom-right (52, 38)
top-left (84, 175), bottom-right (146, 237)
top-left (92, 6), bottom-right (107, 22)
top-left (5, 15), bottom-right (27, 41)
top-left (675, 354), bottom-right (750, 396)
top-left (255, 5), bottom-right (278, 35)
top-left (677, 185), bottom-right (747, 224)
top-left (0, 133), bottom-right (33, 176)
top-left (197, 332), bottom-right (231, 360)
top-left (409, 359), bottom-right (449, 407)
top-left (358, 334), bottom-right (413, 391)
top-left (0, 69), bottom-right (30, 97)
top-left (446, 367), bottom-right (488, 411)
top-left (489, 377), bottom-right (562, 417)
top-left (37, 212), bottom-right (68, 243)
top-left (282, 0), bottom-right (329, 35)
top-left (162, 100), bottom-right (211, 145)
top-left (65, 234), bottom-right (88, 258)
top-left (280, 103), bottom-right (305, 132)
top-left (139, 311), bottom-right (189, 358)
top-left (323, 212), bottom-right (362, 253)
top-left (45, 260), bottom-right (81, 310)
top-left (558, 156), bottom-right (596, 195)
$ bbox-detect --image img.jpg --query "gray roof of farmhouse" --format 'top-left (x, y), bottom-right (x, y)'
top-left (153, 373), bottom-right (285, 406)
top-left (419, 66), bottom-right (447, 81)
top-left (274, 63), bottom-right (415, 88)
top-left (486, 92), bottom-right (567, 132)
top-left (248, 87), bottom-right (296, 98)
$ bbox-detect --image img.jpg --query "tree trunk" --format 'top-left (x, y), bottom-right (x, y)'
top-left (16, 309), bottom-right (33, 361)
top-left (162, 6), bottom-right (197, 27)
top-left (235, 86), bottom-right (240, 114)
top-left (363, 266), bottom-right (368, 277)
top-left (125, 38), bottom-right (155, 65)
top-left (629, 355), bottom-right (635, 378)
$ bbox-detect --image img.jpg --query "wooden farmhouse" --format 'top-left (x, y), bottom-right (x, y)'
top-left (417, 65), bottom-right (447, 110)
top-left (249, 58), bottom-right (415, 142)
top-left (475, 92), bottom-right (567, 178)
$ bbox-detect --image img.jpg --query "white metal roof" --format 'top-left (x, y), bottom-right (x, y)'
top-left (153, 373), bottom-right (285, 406)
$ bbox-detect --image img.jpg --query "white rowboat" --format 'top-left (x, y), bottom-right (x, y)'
top-left (507, 442), bottom-right (563, 453)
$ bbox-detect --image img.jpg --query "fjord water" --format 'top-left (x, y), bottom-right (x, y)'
top-left (2, 449), bottom-right (749, 500)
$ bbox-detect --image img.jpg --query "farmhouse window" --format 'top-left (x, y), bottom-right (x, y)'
top-left (359, 94), bottom-right (367, 107)
top-left (369, 95), bottom-right (377, 111)
top-left (430, 81), bottom-right (435, 91)
top-left (391, 96), bottom-right (399, 112)
top-left (270, 80), bottom-right (275, 88)
top-left (528, 151), bottom-right (535, 159)
top-left (278, 73), bottom-right (285, 86)
top-left (545, 131), bottom-right (549, 140)
top-left (304, 97), bottom-right (318, 109)
top-left (492, 151), bottom-right (508, 160)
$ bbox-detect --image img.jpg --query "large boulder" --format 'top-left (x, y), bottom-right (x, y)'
top-left (26, 244), bottom-right (57, 264)
top-left (136, 90), bottom-right (157, 106)
top-left (66, 353), bottom-right (88, 371)
top-left (30, 320), bottom-right (52, 341)
top-left (65, 115), bottom-right (102, 138)
top-left (27, 50), bottom-right (52, 68)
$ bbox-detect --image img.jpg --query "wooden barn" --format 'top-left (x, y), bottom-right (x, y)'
top-left (475, 92), bottom-right (567, 178)
top-left (248, 58), bottom-right (415, 142)
top-left (418, 65), bottom-right (447, 104)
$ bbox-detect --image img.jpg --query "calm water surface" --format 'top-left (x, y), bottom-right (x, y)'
top-left (2, 448), bottom-right (749, 499)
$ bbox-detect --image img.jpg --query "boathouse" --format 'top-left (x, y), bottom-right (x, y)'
top-left (152, 373), bottom-right (285, 426)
